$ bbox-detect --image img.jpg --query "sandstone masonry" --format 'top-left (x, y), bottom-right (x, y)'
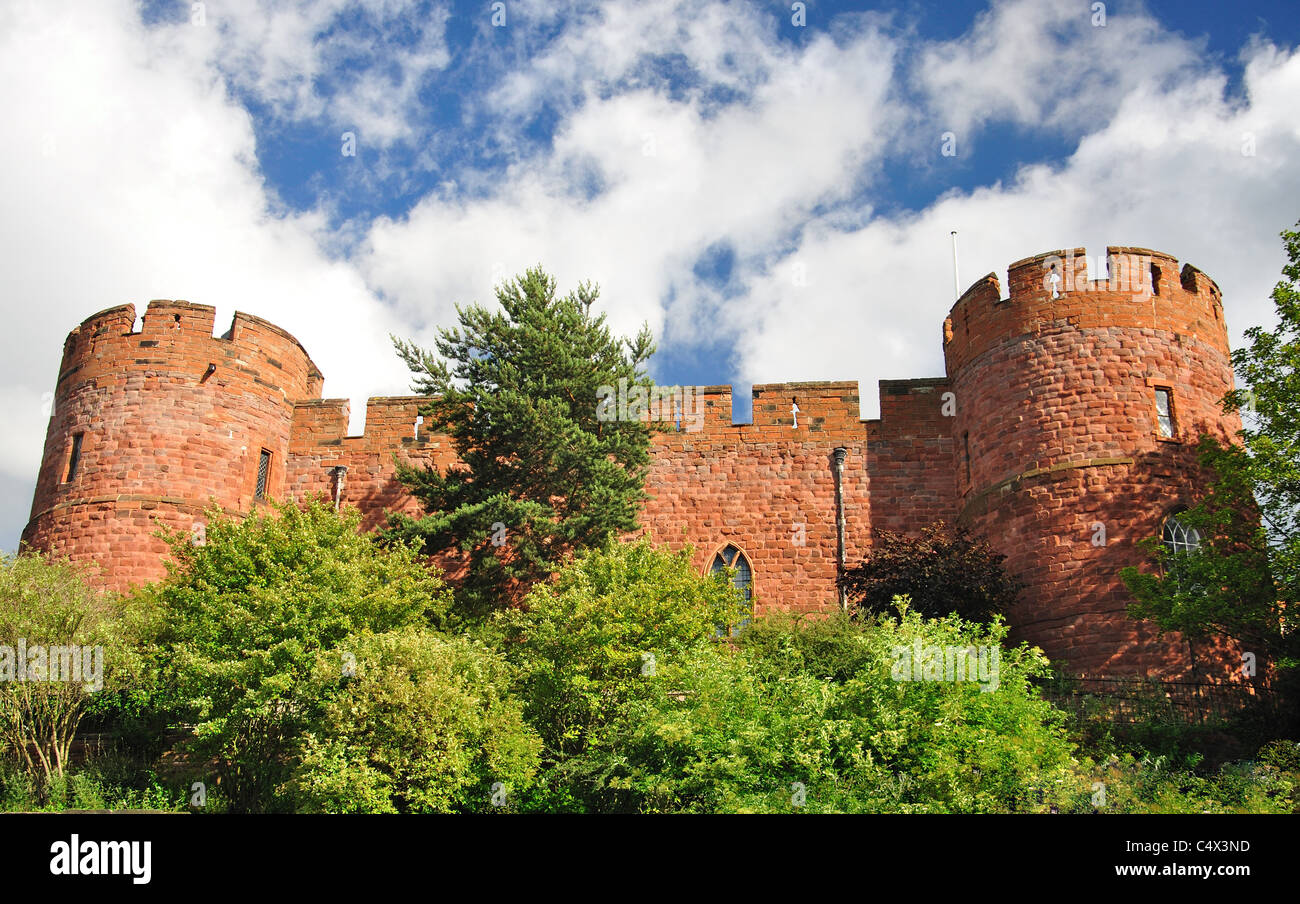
top-left (22, 246), bottom-right (1242, 678)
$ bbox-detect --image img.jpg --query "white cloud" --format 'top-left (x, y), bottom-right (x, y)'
top-left (915, 0), bottom-right (1204, 144)
top-left (181, 0), bottom-right (451, 146)
top-left (0, 0), bottom-right (415, 550)
top-left (730, 38), bottom-right (1300, 399)
top-left (363, 17), bottom-right (902, 356)
top-left (2, 0), bottom-right (1298, 558)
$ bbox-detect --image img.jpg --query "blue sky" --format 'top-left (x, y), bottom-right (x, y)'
top-left (2, 0), bottom-right (1300, 552)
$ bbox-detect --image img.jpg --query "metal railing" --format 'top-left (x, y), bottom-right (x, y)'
top-left (1037, 675), bottom-right (1276, 725)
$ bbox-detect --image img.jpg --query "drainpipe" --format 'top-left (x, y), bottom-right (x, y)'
top-left (833, 447), bottom-right (848, 612)
top-left (332, 466), bottom-right (348, 512)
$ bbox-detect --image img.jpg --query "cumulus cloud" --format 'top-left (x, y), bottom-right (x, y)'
top-left (183, 0), bottom-right (451, 146)
top-left (914, 0), bottom-right (1205, 143)
top-left (0, 0), bottom-right (414, 549)
top-left (2, 0), bottom-right (1298, 556)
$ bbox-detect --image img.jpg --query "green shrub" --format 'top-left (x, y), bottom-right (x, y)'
top-left (153, 498), bottom-right (452, 811)
top-left (528, 585), bottom-right (1080, 813)
top-left (497, 538), bottom-right (747, 760)
top-left (284, 628), bottom-right (541, 813)
top-left (0, 757), bottom-right (184, 812)
top-left (1057, 752), bottom-right (1296, 813)
top-left (0, 552), bottom-right (152, 782)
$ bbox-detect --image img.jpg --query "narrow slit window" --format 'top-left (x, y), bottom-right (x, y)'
top-left (963, 431), bottom-right (972, 485)
top-left (255, 449), bottom-right (271, 500)
top-left (1154, 388), bottom-right (1174, 438)
top-left (65, 433), bottom-right (84, 482)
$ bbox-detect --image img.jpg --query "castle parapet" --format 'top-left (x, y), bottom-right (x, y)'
top-left (945, 246), bottom-right (1231, 375)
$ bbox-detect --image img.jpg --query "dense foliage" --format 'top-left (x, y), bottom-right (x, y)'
top-left (1122, 224), bottom-right (1300, 723)
top-left (838, 522), bottom-right (1023, 622)
top-left (386, 266), bottom-right (657, 618)
top-left (552, 604), bottom-right (1078, 814)
top-left (494, 539), bottom-right (748, 809)
top-left (2, 518), bottom-right (1294, 814)
top-left (154, 498), bottom-right (452, 811)
top-left (0, 553), bottom-right (146, 783)
top-left (285, 628), bottom-right (540, 813)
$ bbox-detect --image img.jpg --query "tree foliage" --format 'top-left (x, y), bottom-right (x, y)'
top-left (0, 553), bottom-right (144, 782)
top-left (285, 628), bottom-right (541, 813)
top-left (838, 522), bottom-right (1023, 623)
top-left (386, 266), bottom-right (656, 617)
top-left (153, 498), bottom-right (451, 811)
top-left (547, 599), bottom-right (1080, 813)
top-left (496, 539), bottom-right (748, 771)
top-left (1122, 223), bottom-right (1300, 697)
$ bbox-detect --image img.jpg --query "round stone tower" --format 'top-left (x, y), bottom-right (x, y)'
top-left (944, 247), bottom-right (1241, 678)
top-left (22, 300), bottom-right (323, 591)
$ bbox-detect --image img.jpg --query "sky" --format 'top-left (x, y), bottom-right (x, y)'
top-left (2, 0), bottom-right (1299, 553)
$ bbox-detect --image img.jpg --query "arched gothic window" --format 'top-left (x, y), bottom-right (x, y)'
top-left (1160, 510), bottom-right (1204, 595)
top-left (710, 544), bottom-right (753, 636)
top-left (710, 544), bottom-right (752, 600)
top-left (1161, 511), bottom-right (1201, 555)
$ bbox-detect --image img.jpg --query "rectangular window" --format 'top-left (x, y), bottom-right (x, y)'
top-left (255, 449), bottom-right (271, 500)
top-left (65, 433), bottom-right (84, 482)
top-left (1155, 388), bottom-right (1174, 438)
top-left (963, 431), bottom-right (972, 484)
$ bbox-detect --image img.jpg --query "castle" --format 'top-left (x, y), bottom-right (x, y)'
top-left (22, 246), bottom-right (1242, 678)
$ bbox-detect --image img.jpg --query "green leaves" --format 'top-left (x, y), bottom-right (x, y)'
top-left (155, 498), bottom-right (452, 811)
top-left (530, 594), bottom-right (1079, 813)
top-left (497, 539), bottom-right (747, 764)
top-left (0, 553), bottom-right (147, 784)
top-left (285, 628), bottom-right (540, 814)
top-left (386, 266), bottom-right (656, 617)
top-left (1121, 223), bottom-right (1300, 699)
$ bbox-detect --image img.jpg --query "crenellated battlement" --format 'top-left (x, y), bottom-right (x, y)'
top-left (57, 300), bottom-right (324, 404)
top-left (944, 246), bottom-right (1231, 376)
top-left (25, 250), bottom-right (1244, 679)
top-left (287, 381), bottom-right (928, 452)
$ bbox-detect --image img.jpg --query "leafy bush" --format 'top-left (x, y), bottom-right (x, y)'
top-left (284, 628), bottom-right (541, 813)
top-left (1056, 752), bottom-right (1296, 814)
top-left (0, 757), bottom-right (184, 812)
top-left (839, 523), bottom-right (1023, 622)
top-left (522, 578), bottom-right (1080, 812)
top-left (153, 498), bottom-right (452, 811)
top-left (0, 552), bottom-right (149, 783)
top-left (497, 538), bottom-right (747, 761)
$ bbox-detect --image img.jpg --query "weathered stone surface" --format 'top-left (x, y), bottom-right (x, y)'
top-left (22, 247), bottom-right (1244, 678)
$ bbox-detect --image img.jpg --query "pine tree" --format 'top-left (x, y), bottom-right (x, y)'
top-left (385, 266), bottom-right (656, 618)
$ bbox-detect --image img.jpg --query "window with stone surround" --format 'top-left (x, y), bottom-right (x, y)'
top-left (1154, 387), bottom-right (1176, 439)
top-left (255, 449), bottom-right (271, 501)
top-left (64, 432), bottom-right (84, 483)
top-left (710, 544), bottom-right (753, 637)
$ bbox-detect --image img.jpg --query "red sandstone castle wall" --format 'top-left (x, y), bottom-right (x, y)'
top-left (945, 248), bottom-right (1241, 678)
top-left (22, 300), bottom-right (322, 591)
top-left (865, 379), bottom-right (957, 536)
top-left (21, 244), bottom-right (1244, 679)
top-left (285, 396), bottom-right (452, 531)
top-left (638, 382), bottom-right (872, 616)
